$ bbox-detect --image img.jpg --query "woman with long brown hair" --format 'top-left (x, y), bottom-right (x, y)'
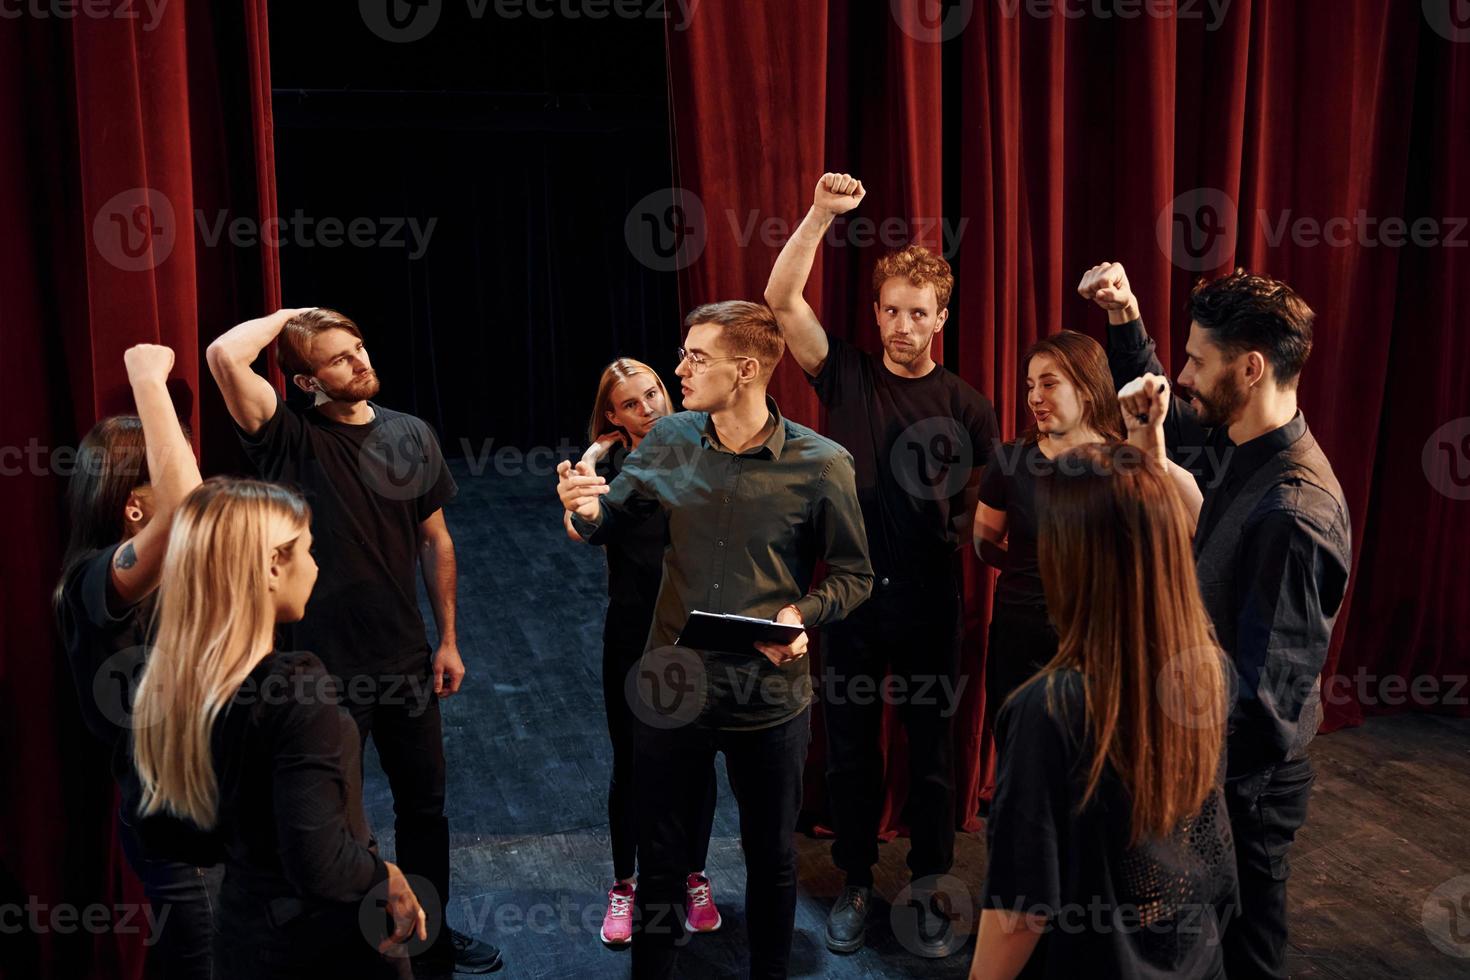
top-left (968, 442), bottom-right (1237, 979)
top-left (132, 478), bottom-right (426, 979)
top-left (563, 356), bottom-right (721, 947)
top-left (974, 332), bottom-right (1203, 732)
top-left (54, 344), bottom-right (215, 979)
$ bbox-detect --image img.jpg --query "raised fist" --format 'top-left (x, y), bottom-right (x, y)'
top-left (1118, 373), bottom-right (1169, 437)
top-left (814, 172), bottom-right (866, 217)
top-left (123, 344), bottom-right (175, 386)
top-left (1077, 261), bottom-right (1135, 313)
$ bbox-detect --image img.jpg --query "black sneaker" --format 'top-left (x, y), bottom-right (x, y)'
top-left (415, 928), bottom-right (503, 975)
top-left (825, 885), bottom-right (871, 954)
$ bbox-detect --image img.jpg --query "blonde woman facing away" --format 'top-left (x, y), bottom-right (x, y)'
top-left (132, 478), bottom-right (426, 980)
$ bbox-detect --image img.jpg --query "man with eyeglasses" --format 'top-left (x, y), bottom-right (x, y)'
top-left (765, 173), bottom-right (999, 957)
top-left (556, 300), bottom-right (873, 979)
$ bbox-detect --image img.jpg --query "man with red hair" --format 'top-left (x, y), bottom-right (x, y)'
top-left (766, 173), bottom-right (999, 959)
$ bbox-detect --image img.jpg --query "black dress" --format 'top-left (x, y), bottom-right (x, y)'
top-left (210, 650), bottom-right (409, 980)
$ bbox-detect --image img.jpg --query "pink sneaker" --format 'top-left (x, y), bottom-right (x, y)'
top-left (601, 881), bottom-right (635, 946)
top-left (685, 873), bottom-right (722, 933)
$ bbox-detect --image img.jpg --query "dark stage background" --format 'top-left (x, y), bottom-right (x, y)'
top-left (3, 2), bottom-right (1468, 978)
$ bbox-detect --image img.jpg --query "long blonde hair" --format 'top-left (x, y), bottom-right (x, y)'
top-left (1035, 443), bottom-right (1227, 845)
top-left (132, 478), bottom-right (311, 829)
top-left (587, 357), bottom-right (671, 444)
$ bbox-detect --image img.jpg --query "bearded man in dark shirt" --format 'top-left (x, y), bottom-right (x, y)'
top-left (1082, 261), bottom-right (1352, 980)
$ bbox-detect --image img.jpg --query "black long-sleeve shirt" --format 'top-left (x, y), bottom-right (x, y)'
top-left (211, 651), bottom-right (387, 914)
top-left (572, 396), bottom-right (874, 730)
top-left (1107, 320), bottom-right (1352, 775)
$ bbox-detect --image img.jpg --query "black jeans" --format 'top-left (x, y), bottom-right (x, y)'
top-left (117, 811), bottom-right (221, 980)
top-left (822, 577), bottom-right (963, 887)
top-left (343, 661), bottom-right (451, 960)
top-left (983, 602), bottom-right (1059, 737)
top-left (604, 632), bottom-right (717, 882)
top-left (1222, 757), bottom-right (1316, 980)
top-left (632, 709), bottom-right (811, 980)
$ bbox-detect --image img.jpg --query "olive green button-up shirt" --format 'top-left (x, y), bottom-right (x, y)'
top-left (573, 396), bottom-right (874, 730)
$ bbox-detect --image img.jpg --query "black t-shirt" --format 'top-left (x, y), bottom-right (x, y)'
top-left (982, 671), bottom-right (1237, 980)
top-left (596, 443), bottom-right (667, 639)
top-left (237, 395), bottom-right (457, 677)
top-left (211, 651), bottom-right (386, 911)
top-left (808, 335), bottom-right (998, 580)
top-left (56, 544), bottom-right (220, 865)
top-left (978, 439), bottom-right (1052, 610)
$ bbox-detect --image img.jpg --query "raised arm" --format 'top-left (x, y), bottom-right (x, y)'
top-left (1119, 374), bottom-right (1203, 528)
top-left (1080, 261), bottom-right (1209, 474)
top-left (763, 173), bottom-right (865, 377)
top-left (205, 308), bottom-right (313, 434)
top-left (111, 345), bottom-right (204, 605)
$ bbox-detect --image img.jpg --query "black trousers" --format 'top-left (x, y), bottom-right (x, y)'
top-left (983, 602), bottom-right (1059, 736)
top-left (1222, 757), bottom-right (1316, 980)
top-left (116, 811), bottom-right (221, 980)
top-left (632, 709), bottom-right (811, 980)
top-left (213, 882), bottom-right (410, 980)
top-left (822, 577), bottom-right (963, 887)
top-left (344, 660), bottom-right (451, 960)
top-left (604, 632), bottom-right (716, 882)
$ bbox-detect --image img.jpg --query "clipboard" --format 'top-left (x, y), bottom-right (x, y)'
top-left (675, 610), bottom-right (804, 655)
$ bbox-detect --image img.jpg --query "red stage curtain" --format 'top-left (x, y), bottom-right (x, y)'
top-left (0, 3), bottom-right (279, 977)
top-left (666, 0), bottom-right (1470, 842)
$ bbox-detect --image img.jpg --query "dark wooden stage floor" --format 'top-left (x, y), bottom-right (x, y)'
top-left (362, 463), bottom-right (1470, 979)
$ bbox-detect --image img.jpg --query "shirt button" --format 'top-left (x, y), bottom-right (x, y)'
top-left (722, 496), bottom-right (730, 504)
top-left (881, 577), bottom-right (890, 587)
top-left (717, 540), bottom-right (725, 547)
top-left (713, 583), bottom-right (721, 590)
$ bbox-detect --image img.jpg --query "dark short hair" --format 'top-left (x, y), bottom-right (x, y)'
top-left (1186, 270), bottom-right (1315, 387)
top-left (683, 301), bottom-right (785, 379)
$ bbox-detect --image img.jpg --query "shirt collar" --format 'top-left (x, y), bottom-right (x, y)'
top-left (701, 395), bottom-right (787, 459)
top-left (1228, 409), bottom-right (1307, 470)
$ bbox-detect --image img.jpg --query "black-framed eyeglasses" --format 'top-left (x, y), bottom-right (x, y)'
top-left (676, 348), bottom-right (753, 375)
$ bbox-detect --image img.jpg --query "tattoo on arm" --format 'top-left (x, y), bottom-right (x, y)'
top-left (114, 542), bottom-right (138, 570)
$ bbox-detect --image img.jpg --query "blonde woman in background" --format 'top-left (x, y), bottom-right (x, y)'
top-left (564, 357), bottom-right (723, 947)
